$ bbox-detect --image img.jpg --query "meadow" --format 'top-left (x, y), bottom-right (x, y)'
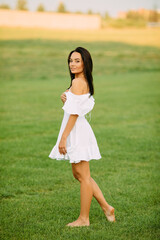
top-left (0, 27), bottom-right (160, 240)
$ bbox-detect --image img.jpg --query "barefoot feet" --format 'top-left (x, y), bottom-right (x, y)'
top-left (103, 205), bottom-right (116, 222)
top-left (66, 217), bottom-right (90, 227)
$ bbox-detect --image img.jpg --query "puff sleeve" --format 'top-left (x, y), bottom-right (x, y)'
top-left (62, 92), bottom-right (95, 116)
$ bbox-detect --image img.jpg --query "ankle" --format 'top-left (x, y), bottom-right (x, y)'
top-left (103, 205), bottom-right (115, 214)
top-left (78, 215), bottom-right (89, 222)
top-left (102, 203), bottom-right (110, 211)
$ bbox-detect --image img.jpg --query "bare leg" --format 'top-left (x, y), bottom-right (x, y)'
top-left (66, 161), bottom-right (115, 227)
top-left (67, 161), bottom-right (93, 227)
top-left (91, 177), bottom-right (109, 210)
top-left (79, 177), bottom-right (93, 220)
top-left (90, 177), bottom-right (115, 222)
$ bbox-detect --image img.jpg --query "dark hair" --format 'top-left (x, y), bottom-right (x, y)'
top-left (67, 47), bottom-right (94, 96)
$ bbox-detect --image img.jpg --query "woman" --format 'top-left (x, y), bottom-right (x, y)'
top-left (49, 47), bottom-right (115, 227)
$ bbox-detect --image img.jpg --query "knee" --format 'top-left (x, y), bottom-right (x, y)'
top-left (73, 171), bottom-right (90, 183)
top-left (73, 171), bottom-right (86, 182)
top-left (73, 171), bottom-right (81, 181)
top-left (72, 163), bottom-right (91, 182)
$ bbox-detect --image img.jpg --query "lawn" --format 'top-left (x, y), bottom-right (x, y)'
top-left (0, 27), bottom-right (160, 47)
top-left (0, 28), bottom-right (160, 240)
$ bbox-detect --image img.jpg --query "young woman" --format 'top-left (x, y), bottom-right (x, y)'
top-left (49, 47), bottom-right (115, 227)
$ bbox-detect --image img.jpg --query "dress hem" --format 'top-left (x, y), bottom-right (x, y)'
top-left (48, 155), bottom-right (101, 164)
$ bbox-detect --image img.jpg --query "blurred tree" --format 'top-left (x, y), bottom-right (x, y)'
top-left (16, 0), bottom-right (28, 11)
top-left (0, 4), bottom-right (10, 9)
top-left (149, 5), bottom-right (159, 22)
top-left (37, 4), bottom-right (45, 12)
top-left (104, 11), bottom-right (110, 20)
top-left (87, 9), bottom-right (93, 15)
top-left (57, 1), bottom-right (66, 13)
top-left (126, 10), bottom-right (144, 20)
top-left (149, 10), bottom-right (159, 22)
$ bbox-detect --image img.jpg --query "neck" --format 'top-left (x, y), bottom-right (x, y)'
top-left (75, 72), bottom-right (85, 79)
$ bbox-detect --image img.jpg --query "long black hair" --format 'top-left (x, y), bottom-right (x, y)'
top-left (67, 47), bottom-right (94, 96)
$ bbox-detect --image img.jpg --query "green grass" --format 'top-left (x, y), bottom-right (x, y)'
top-left (0, 38), bottom-right (160, 240)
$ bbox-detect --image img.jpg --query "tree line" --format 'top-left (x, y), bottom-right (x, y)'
top-left (0, 0), bottom-right (159, 27)
top-left (0, 0), bottom-right (99, 15)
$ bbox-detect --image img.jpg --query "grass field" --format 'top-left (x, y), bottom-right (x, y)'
top-left (0, 27), bottom-right (160, 47)
top-left (0, 27), bottom-right (160, 240)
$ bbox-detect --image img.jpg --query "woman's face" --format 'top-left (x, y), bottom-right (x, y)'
top-left (69, 51), bottom-right (84, 74)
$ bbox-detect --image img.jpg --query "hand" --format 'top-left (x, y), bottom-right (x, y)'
top-left (58, 136), bottom-right (67, 155)
top-left (60, 90), bottom-right (68, 104)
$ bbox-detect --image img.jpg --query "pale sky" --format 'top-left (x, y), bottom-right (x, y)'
top-left (0, 0), bottom-right (159, 17)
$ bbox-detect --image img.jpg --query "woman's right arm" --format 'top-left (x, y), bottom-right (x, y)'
top-left (60, 90), bottom-right (68, 104)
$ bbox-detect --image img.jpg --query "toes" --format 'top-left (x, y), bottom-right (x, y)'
top-left (66, 220), bottom-right (90, 227)
top-left (66, 223), bottom-right (72, 227)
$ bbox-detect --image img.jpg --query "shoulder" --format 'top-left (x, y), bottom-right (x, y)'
top-left (71, 78), bottom-right (86, 95)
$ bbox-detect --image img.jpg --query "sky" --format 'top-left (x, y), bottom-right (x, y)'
top-left (0, 0), bottom-right (160, 17)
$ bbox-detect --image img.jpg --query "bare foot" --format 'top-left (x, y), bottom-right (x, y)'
top-left (103, 205), bottom-right (116, 222)
top-left (66, 217), bottom-right (90, 227)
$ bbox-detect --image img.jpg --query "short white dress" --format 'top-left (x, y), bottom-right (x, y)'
top-left (48, 89), bottom-right (102, 164)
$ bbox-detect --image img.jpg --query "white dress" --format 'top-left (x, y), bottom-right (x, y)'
top-left (48, 89), bottom-right (102, 164)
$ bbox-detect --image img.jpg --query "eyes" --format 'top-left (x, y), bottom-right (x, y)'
top-left (69, 60), bottom-right (80, 63)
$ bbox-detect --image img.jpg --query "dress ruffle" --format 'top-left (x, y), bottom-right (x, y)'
top-left (49, 143), bottom-right (101, 164)
top-left (62, 91), bottom-right (95, 116)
